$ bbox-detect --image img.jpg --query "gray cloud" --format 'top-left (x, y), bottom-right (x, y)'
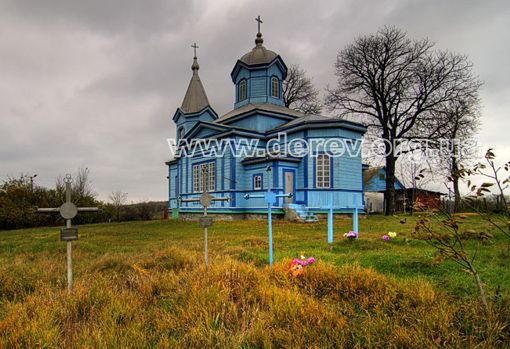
top-left (0, 0), bottom-right (508, 202)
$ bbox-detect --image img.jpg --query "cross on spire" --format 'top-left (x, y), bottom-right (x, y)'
top-left (191, 42), bottom-right (199, 58)
top-left (255, 15), bottom-right (263, 33)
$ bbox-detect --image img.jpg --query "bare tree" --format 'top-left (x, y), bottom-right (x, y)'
top-left (397, 156), bottom-right (434, 214)
top-left (73, 167), bottom-right (97, 200)
top-left (283, 64), bottom-right (322, 114)
top-left (108, 189), bottom-right (128, 222)
top-left (55, 167), bottom-right (97, 204)
top-left (433, 98), bottom-right (481, 212)
top-left (326, 26), bottom-right (482, 215)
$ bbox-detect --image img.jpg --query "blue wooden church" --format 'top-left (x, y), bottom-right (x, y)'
top-left (166, 26), bottom-right (367, 219)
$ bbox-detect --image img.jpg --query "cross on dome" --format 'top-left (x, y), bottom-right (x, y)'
top-left (255, 15), bottom-right (263, 34)
top-left (254, 15), bottom-right (264, 45)
top-left (191, 42), bottom-right (199, 58)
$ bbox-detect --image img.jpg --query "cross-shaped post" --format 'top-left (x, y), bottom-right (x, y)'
top-left (177, 170), bottom-right (232, 267)
top-left (36, 174), bottom-right (99, 291)
top-left (244, 166), bottom-right (292, 267)
top-left (191, 42), bottom-right (199, 58)
top-left (255, 15), bottom-right (263, 33)
top-left (320, 193), bottom-right (363, 243)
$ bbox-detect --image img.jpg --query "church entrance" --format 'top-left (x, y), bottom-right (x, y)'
top-left (284, 170), bottom-right (295, 204)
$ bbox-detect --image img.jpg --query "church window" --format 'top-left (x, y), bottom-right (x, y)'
top-left (180, 127), bottom-right (185, 139)
top-left (316, 154), bottom-right (330, 188)
top-left (193, 161), bottom-right (215, 192)
top-left (199, 163), bottom-right (207, 192)
top-left (271, 77), bottom-right (279, 98)
top-left (254, 175), bottom-right (262, 190)
top-left (208, 162), bottom-right (215, 191)
top-left (239, 80), bottom-right (247, 101)
top-left (193, 165), bottom-right (200, 192)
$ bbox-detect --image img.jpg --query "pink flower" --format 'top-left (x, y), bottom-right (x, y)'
top-left (293, 258), bottom-right (299, 265)
top-left (299, 259), bottom-right (307, 267)
top-left (308, 257), bottom-right (315, 264)
top-left (382, 235), bottom-right (390, 241)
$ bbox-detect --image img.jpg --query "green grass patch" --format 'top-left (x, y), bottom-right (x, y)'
top-left (0, 214), bottom-right (509, 347)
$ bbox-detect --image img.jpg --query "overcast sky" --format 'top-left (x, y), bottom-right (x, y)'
top-left (1, 0), bottom-right (508, 202)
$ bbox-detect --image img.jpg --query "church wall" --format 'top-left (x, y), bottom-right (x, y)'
top-left (251, 77), bottom-right (266, 96)
top-left (228, 115), bottom-right (288, 133)
top-left (306, 191), bottom-right (363, 209)
top-left (336, 141), bottom-right (363, 191)
top-left (168, 164), bottom-right (178, 208)
top-left (194, 128), bottom-right (220, 139)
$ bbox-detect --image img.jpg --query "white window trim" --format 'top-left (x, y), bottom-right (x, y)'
top-left (271, 77), bottom-right (278, 98)
top-left (193, 165), bottom-right (199, 192)
top-left (193, 161), bottom-right (216, 193)
top-left (209, 162), bottom-right (215, 192)
top-left (316, 154), bottom-right (331, 188)
top-left (239, 80), bottom-right (247, 101)
top-left (254, 175), bottom-right (262, 190)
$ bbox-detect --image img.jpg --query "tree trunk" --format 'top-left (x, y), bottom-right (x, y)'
top-left (452, 157), bottom-right (461, 214)
top-left (385, 153), bottom-right (397, 216)
top-left (469, 263), bottom-right (489, 314)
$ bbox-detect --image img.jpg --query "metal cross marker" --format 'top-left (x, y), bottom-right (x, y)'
top-left (255, 15), bottom-right (263, 33)
top-left (321, 194), bottom-right (363, 243)
top-left (177, 188), bottom-right (232, 267)
top-left (191, 42), bottom-right (199, 58)
top-left (36, 174), bottom-right (99, 290)
top-left (244, 166), bottom-right (292, 267)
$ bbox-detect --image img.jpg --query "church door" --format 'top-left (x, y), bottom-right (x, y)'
top-left (284, 170), bottom-right (295, 204)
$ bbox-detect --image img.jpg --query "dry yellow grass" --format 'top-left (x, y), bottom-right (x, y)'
top-left (1, 246), bottom-right (509, 348)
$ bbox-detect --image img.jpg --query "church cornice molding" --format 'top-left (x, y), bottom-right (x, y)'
top-left (172, 105), bottom-right (218, 123)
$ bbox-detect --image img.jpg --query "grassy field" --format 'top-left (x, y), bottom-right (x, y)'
top-left (0, 214), bottom-right (509, 348)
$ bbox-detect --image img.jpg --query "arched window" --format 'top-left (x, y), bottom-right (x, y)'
top-left (239, 80), bottom-right (247, 101)
top-left (180, 128), bottom-right (185, 139)
top-left (271, 77), bottom-right (279, 98)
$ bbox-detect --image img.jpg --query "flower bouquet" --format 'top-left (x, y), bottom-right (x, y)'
top-left (344, 231), bottom-right (358, 240)
top-left (383, 232), bottom-right (397, 241)
top-left (288, 254), bottom-right (315, 276)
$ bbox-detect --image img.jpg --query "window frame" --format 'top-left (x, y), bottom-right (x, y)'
top-left (239, 80), bottom-right (247, 101)
top-left (193, 165), bottom-right (199, 192)
top-left (270, 77), bottom-right (279, 98)
top-left (208, 162), bottom-right (215, 192)
top-left (316, 154), bottom-right (331, 188)
top-left (253, 174), bottom-right (262, 190)
top-left (193, 161), bottom-right (216, 193)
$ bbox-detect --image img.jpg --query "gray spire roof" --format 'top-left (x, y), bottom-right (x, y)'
top-left (180, 56), bottom-right (210, 114)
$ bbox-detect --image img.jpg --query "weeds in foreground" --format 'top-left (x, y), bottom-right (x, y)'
top-left (1, 247), bottom-right (509, 348)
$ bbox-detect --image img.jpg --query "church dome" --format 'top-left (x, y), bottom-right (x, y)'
top-left (239, 33), bottom-right (278, 65)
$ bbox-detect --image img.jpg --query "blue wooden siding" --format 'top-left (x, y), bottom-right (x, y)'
top-left (228, 115), bottom-right (288, 133)
top-left (251, 77), bottom-right (266, 96)
top-left (365, 168), bottom-right (405, 192)
top-left (174, 108), bottom-right (217, 138)
top-left (171, 125), bottom-right (366, 212)
top-left (232, 62), bottom-right (285, 109)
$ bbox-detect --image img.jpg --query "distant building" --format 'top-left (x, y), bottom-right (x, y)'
top-left (395, 188), bottom-right (444, 212)
top-left (166, 26), bottom-right (367, 219)
top-left (363, 166), bottom-right (444, 212)
top-left (363, 166), bottom-right (405, 213)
